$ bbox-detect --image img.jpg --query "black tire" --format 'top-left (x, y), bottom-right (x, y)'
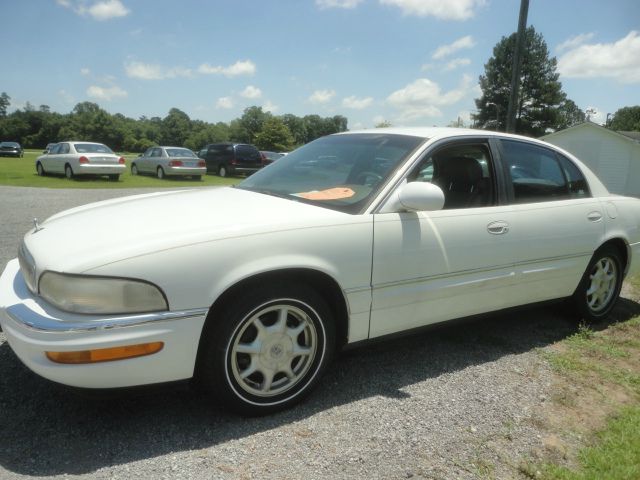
top-left (198, 283), bottom-right (335, 415)
top-left (36, 162), bottom-right (45, 176)
top-left (157, 167), bottom-right (165, 179)
top-left (570, 245), bottom-right (623, 323)
top-left (108, 174), bottom-right (119, 182)
top-left (218, 165), bottom-right (228, 177)
top-left (131, 164), bottom-right (138, 175)
top-left (64, 164), bottom-right (74, 179)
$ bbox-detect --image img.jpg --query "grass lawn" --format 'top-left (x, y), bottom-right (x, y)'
top-left (529, 275), bottom-right (640, 480)
top-left (0, 150), bottom-right (240, 189)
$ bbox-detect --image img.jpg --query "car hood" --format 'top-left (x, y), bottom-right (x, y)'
top-left (23, 187), bottom-right (352, 274)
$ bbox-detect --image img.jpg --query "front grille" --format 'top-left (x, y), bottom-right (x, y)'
top-left (18, 242), bottom-right (37, 293)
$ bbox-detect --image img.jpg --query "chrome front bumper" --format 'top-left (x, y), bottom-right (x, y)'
top-left (0, 259), bottom-right (208, 388)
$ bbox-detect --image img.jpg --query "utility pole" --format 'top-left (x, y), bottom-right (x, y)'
top-left (506, 0), bottom-right (529, 133)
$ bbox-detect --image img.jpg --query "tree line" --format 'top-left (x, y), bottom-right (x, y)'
top-left (0, 95), bottom-right (348, 153)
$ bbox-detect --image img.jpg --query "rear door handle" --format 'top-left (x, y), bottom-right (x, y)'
top-left (587, 211), bottom-right (603, 222)
top-left (487, 221), bottom-right (510, 235)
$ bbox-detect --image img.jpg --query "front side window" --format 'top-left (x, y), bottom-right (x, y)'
top-left (408, 143), bottom-right (495, 209)
top-left (59, 143), bottom-right (70, 154)
top-left (501, 140), bottom-right (574, 203)
top-left (238, 133), bottom-right (425, 213)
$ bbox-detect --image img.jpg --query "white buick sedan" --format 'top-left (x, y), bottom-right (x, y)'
top-left (2, 128), bottom-right (640, 415)
top-left (36, 141), bottom-right (126, 181)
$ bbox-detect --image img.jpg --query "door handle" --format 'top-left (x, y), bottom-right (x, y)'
top-left (587, 211), bottom-right (603, 222)
top-left (487, 221), bottom-right (509, 235)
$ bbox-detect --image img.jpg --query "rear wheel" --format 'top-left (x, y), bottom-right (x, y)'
top-left (64, 164), bottom-right (74, 179)
top-left (218, 165), bottom-right (228, 177)
top-left (108, 174), bottom-right (119, 182)
top-left (157, 167), bottom-right (165, 179)
top-left (570, 245), bottom-right (623, 322)
top-left (192, 175), bottom-right (202, 181)
top-left (36, 162), bottom-right (45, 176)
top-left (198, 283), bottom-right (335, 415)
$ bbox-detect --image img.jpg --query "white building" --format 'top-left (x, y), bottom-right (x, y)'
top-left (542, 122), bottom-right (640, 197)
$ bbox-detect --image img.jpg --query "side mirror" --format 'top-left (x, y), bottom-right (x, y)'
top-left (381, 182), bottom-right (445, 213)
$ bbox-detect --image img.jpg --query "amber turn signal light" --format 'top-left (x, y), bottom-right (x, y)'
top-left (46, 342), bottom-right (164, 364)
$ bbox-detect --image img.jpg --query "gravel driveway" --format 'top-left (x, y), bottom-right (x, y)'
top-left (0, 185), bottom-right (632, 479)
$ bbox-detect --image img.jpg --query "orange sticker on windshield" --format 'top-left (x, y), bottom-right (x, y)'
top-left (296, 187), bottom-right (355, 200)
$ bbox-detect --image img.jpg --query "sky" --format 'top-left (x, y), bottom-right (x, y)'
top-left (1, 0), bottom-right (639, 130)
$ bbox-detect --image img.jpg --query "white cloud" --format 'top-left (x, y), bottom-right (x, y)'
top-left (198, 60), bottom-right (256, 77)
top-left (86, 85), bottom-right (127, 101)
top-left (443, 57), bottom-right (471, 71)
top-left (262, 100), bottom-right (279, 113)
top-left (80, 67), bottom-right (90, 76)
top-left (316, 0), bottom-right (363, 9)
top-left (585, 106), bottom-right (606, 125)
top-left (556, 33), bottom-right (595, 52)
top-left (379, 0), bottom-right (486, 20)
top-left (58, 0), bottom-right (130, 21)
top-left (85, 0), bottom-right (129, 20)
top-left (342, 95), bottom-right (374, 109)
top-left (558, 31), bottom-right (640, 84)
top-left (309, 89), bottom-right (336, 104)
top-left (216, 97), bottom-right (234, 109)
top-left (240, 85), bottom-right (262, 99)
top-left (387, 75), bottom-right (473, 122)
top-left (432, 35), bottom-right (476, 59)
top-left (124, 61), bottom-right (192, 80)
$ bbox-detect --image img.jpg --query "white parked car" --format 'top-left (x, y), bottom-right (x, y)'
top-left (132, 146), bottom-right (206, 180)
top-left (36, 141), bottom-right (126, 181)
top-left (2, 128), bottom-right (640, 415)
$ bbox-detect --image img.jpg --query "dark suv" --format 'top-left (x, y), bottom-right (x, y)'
top-left (199, 143), bottom-right (263, 177)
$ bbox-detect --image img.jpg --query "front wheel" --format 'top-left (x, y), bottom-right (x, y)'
top-left (36, 162), bottom-right (45, 176)
top-left (131, 164), bottom-right (138, 175)
top-left (198, 284), bottom-right (335, 415)
top-left (570, 245), bottom-right (623, 322)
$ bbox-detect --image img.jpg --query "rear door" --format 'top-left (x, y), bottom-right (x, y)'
top-left (370, 138), bottom-right (518, 337)
top-left (497, 139), bottom-right (605, 304)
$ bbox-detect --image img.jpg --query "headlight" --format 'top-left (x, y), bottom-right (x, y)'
top-left (39, 272), bottom-right (168, 315)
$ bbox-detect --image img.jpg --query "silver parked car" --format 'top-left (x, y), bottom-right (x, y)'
top-left (132, 146), bottom-right (206, 180)
top-left (36, 141), bottom-right (126, 181)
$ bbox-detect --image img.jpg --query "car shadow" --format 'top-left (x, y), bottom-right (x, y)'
top-left (1, 298), bottom-right (639, 476)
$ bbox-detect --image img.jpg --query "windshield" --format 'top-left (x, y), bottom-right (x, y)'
top-left (75, 143), bottom-right (114, 154)
top-left (165, 148), bottom-right (197, 158)
top-left (237, 133), bottom-right (425, 213)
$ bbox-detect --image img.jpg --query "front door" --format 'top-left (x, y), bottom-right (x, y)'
top-left (370, 140), bottom-right (518, 338)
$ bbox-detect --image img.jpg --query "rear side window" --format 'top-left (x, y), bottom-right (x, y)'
top-left (557, 154), bottom-right (590, 198)
top-left (236, 145), bottom-right (261, 161)
top-left (501, 140), bottom-right (577, 203)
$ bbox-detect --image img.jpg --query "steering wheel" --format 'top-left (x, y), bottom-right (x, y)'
top-left (354, 171), bottom-right (383, 186)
